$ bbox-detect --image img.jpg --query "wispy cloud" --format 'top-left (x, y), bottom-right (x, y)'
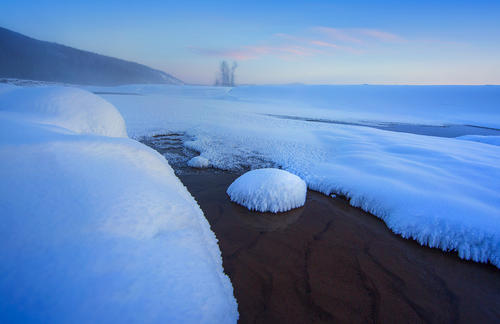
top-left (313, 27), bottom-right (405, 43)
top-left (309, 40), bottom-right (362, 54)
top-left (312, 27), bottom-right (364, 44)
top-left (357, 29), bottom-right (406, 42)
top-left (189, 45), bottom-right (320, 60)
top-left (191, 27), bottom-right (407, 60)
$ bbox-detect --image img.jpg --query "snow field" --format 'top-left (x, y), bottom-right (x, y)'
top-left (457, 135), bottom-right (500, 146)
top-left (96, 84), bottom-right (500, 268)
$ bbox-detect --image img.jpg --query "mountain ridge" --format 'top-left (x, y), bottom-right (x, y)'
top-left (0, 27), bottom-right (183, 86)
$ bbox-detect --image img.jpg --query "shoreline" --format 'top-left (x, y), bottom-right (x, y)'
top-left (178, 168), bottom-right (499, 323)
top-left (141, 135), bottom-right (499, 323)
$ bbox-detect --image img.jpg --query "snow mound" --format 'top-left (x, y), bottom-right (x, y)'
top-left (188, 155), bottom-right (210, 168)
top-left (0, 88), bottom-right (237, 323)
top-left (0, 86), bottom-right (127, 137)
top-left (227, 168), bottom-right (307, 213)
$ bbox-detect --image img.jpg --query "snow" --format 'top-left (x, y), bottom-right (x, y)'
top-left (188, 155), bottom-right (210, 168)
top-left (227, 168), bottom-right (307, 213)
top-left (0, 86), bottom-right (128, 137)
top-left (90, 84), bottom-right (500, 268)
top-left (457, 135), bottom-right (500, 146)
top-left (0, 86), bottom-right (238, 323)
top-left (0, 83), bottom-right (16, 94)
top-left (229, 85), bottom-right (500, 129)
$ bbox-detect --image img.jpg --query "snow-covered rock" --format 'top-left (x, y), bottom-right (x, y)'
top-left (188, 155), bottom-right (210, 168)
top-left (0, 86), bottom-right (127, 137)
top-left (227, 168), bottom-right (307, 213)
top-left (0, 86), bottom-right (238, 323)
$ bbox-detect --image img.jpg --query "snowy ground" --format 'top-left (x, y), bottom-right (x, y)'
top-left (86, 83), bottom-right (500, 268)
top-left (0, 81), bottom-right (498, 323)
top-left (0, 85), bottom-right (238, 323)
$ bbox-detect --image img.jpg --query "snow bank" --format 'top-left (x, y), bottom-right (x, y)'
top-left (0, 87), bottom-right (237, 323)
top-left (457, 135), bottom-right (500, 146)
top-left (188, 155), bottom-right (210, 168)
top-left (95, 84), bottom-right (500, 268)
top-left (0, 86), bottom-right (128, 137)
top-left (227, 168), bottom-right (307, 213)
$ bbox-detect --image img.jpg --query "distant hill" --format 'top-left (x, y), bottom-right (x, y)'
top-left (0, 27), bottom-right (182, 86)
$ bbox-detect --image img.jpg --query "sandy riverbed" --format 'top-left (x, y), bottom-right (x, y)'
top-left (179, 169), bottom-right (499, 323)
top-left (142, 135), bottom-right (500, 323)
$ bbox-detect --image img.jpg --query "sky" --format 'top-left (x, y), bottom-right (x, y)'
top-left (1, 0), bottom-right (500, 85)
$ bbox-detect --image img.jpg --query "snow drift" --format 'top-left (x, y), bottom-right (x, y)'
top-left (0, 86), bottom-right (128, 137)
top-left (0, 86), bottom-right (238, 323)
top-left (457, 135), bottom-right (500, 146)
top-left (227, 168), bottom-right (307, 213)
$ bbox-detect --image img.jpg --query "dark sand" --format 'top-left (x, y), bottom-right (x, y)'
top-left (179, 170), bottom-right (499, 324)
top-left (142, 134), bottom-right (499, 323)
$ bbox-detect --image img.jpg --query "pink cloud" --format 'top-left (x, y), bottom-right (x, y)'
top-left (190, 27), bottom-right (406, 61)
top-left (275, 33), bottom-right (363, 54)
top-left (309, 40), bottom-right (362, 54)
top-left (313, 26), bottom-right (405, 44)
top-left (313, 27), bottom-right (364, 44)
top-left (357, 29), bottom-right (405, 42)
top-left (310, 40), bottom-right (340, 48)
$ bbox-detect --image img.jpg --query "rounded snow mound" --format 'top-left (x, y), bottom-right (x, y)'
top-left (227, 168), bottom-right (307, 213)
top-left (188, 156), bottom-right (210, 168)
top-left (0, 86), bottom-right (127, 137)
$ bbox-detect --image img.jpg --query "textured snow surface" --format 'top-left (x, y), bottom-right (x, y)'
top-left (0, 86), bottom-right (127, 137)
top-left (230, 85), bottom-right (500, 129)
top-left (457, 135), bottom-right (500, 146)
top-left (188, 155), bottom-right (210, 168)
top-left (227, 168), bottom-right (307, 213)
top-left (0, 86), bottom-right (238, 323)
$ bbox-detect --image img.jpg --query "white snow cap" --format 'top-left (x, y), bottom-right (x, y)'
top-left (0, 86), bottom-right (127, 137)
top-left (227, 168), bottom-right (307, 213)
top-left (188, 155), bottom-right (210, 168)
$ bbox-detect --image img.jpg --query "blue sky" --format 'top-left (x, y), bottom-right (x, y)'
top-left (1, 0), bottom-right (500, 84)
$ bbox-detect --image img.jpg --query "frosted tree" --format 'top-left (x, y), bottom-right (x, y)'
top-left (230, 61), bottom-right (238, 86)
top-left (215, 60), bottom-right (238, 86)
